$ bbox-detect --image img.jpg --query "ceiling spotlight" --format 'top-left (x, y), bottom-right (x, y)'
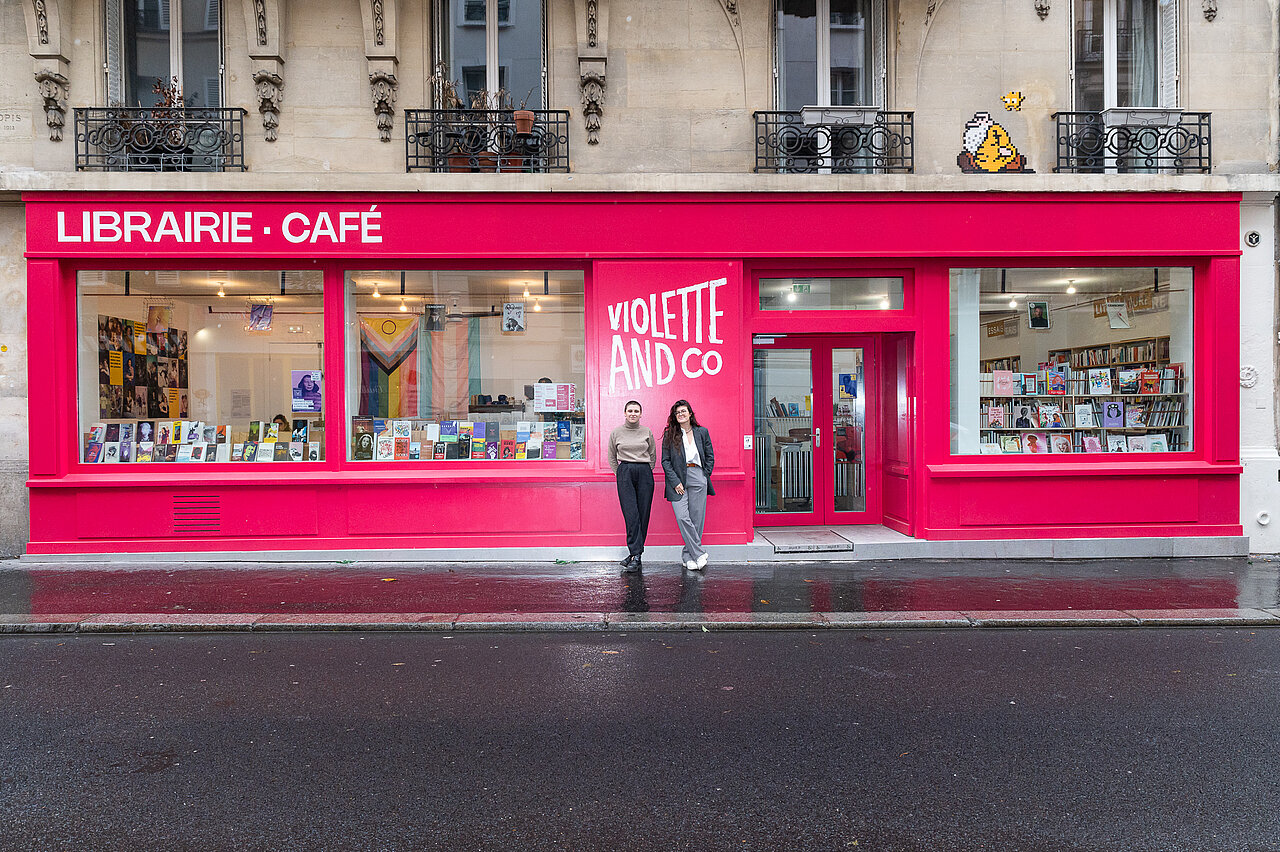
top-left (217, 284), bottom-right (225, 298)
top-left (1009, 298), bottom-right (1018, 309)
top-left (1066, 279), bottom-right (1077, 295)
top-left (399, 297), bottom-right (407, 313)
top-left (372, 282), bottom-right (382, 298)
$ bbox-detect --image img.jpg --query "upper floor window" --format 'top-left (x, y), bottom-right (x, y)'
top-left (775, 0), bottom-right (886, 110)
top-left (1073, 0), bottom-right (1178, 110)
top-left (436, 0), bottom-right (543, 109)
top-left (106, 0), bottom-right (222, 108)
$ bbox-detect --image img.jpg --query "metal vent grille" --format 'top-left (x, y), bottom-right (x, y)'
top-left (172, 495), bottom-right (220, 535)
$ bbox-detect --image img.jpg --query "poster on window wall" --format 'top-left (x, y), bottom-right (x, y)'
top-left (98, 313), bottom-right (188, 420)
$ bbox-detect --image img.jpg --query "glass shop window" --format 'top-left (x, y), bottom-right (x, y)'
top-left (344, 270), bottom-right (586, 461)
top-left (77, 269), bottom-right (325, 464)
top-left (759, 276), bottom-right (903, 311)
top-left (949, 266), bottom-right (1193, 456)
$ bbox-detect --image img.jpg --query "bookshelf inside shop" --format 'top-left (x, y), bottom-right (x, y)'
top-left (979, 335), bottom-right (1187, 453)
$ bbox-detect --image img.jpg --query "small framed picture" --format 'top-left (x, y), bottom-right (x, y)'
top-left (1027, 300), bottom-right (1050, 330)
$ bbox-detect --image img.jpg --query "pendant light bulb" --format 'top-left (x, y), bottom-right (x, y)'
top-left (372, 282), bottom-right (382, 298)
top-left (1009, 298), bottom-right (1018, 309)
top-left (522, 285), bottom-right (531, 299)
top-left (217, 284), bottom-right (225, 298)
top-left (534, 298), bottom-right (542, 312)
top-left (1066, 279), bottom-right (1077, 295)
top-left (399, 297), bottom-right (407, 313)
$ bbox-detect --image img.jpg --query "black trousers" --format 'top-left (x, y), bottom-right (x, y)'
top-left (615, 462), bottom-right (655, 557)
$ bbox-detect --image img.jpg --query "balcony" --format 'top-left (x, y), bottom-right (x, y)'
top-left (74, 107), bottom-right (247, 172)
top-left (405, 109), bottom-right (571, 173)
top-left (753, 110), bottom-right (914, 174)
top-left (1053, 110), bottom-right (1212, 174)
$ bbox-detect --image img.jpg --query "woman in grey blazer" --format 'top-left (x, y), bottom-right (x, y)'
top-left (661, 399), bottom-right (715, 571)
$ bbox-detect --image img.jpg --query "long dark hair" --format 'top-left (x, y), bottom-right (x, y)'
top-left (663, 399), bottom-right (701, 447)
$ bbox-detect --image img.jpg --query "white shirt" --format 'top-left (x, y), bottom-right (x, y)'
top-left (682, 429), bottom-right (701, 467)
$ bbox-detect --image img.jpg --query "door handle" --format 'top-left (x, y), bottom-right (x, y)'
top-left (814, 427), bottom-right (821, 448)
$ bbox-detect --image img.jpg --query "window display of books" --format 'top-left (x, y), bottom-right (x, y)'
top-left (82, 419), bottom-right (324, 463)
top-left (349, 418), bottom-right (586, 461)
top-left (978, 336), bottom-right (1187, 453)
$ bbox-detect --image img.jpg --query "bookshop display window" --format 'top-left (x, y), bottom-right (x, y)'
top-left (949, 266), bottom-right (1193, 455)
top-left (759, 276), bottom-right (903, 311)
top-left (78, 269), bottom-right (326, 464)
top-left (344, 269), bottom-right (587, 461)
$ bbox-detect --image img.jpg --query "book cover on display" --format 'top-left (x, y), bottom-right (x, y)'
top-left (289, 442), bottom-right (304, 461)
top-left (1022, 432), bottom-right (1049, 454)
top-left (119, 442), bottom-right (134, 463)
top-left (444, 442), bottom-right (460, 460)
top-left (515, 442), bottom-right (527, 460)
top-left (136, 442), bottom-right (154, 463)
top-left (242, 441), bottom-right (258, 462)
top-left (570, 440), bottom-right (584, 460)
top-left (257, 444), bottom-right (276, 461)
top-left (985, 405), bottom-right (1005, 428)
top-left (1101, 400), bottom-right (1125, 427)
top-left (393, 420), bottom-right (411, 439)
top-left (572, 423), bottom-right (585, 445)
top-left (119, 423), bottom-right (135, 443)
top-left (1138, 370), bottom-right (1161, 394)
top-left (485, 441), bottom-right (499, 459)
top-left (164, 444), bottom-right (178, 462)
top-left (1106, 434), bottom-right (1127, 452)
top-left (231, 443), bottom-right (245, 462)
top-left (1048, 434), bottom-right (1072, 454)
top-left (472, 441), bottom-right (486, 460)
top-left (265, 422), bottom-right (281, 442)
top-left (215, 443), bottom-right (231, 462)
top-left (1037, 404), bottom-right (1066, 429)
top-left (191, 444), bottom-right (207, 461)
top-left (992, 370), bottom-right (1015, 396)
top-left (247, 420), bottom-right (262, 442)
top-left (1147, 434), bottom-right (1169, 452)
top-left (105, 423), bottom-right (121, 443)
top-left (307, 442), bottom-right (320, 461)
top-left (394, 438), bottom-right (410, 460)
top-left (426, 423), bottom-right (441, 442)
top-left (375, 435), bottom-right (395, 460)
top-left (216, 425), bottom-right (228, 443)
top-left (89, 423), bottom-right (107, 443)
top-left (999, 434), bottom-right (1022, 453)
top-left (1117, 369), bottom-right (1140, 394)
top-left (526, 442), bottom-right (542, 460)
top-left (500, 439), bottom-right (516, 459)
top-left (433, 442), bottom-right (446, 460)
top-left (485, 421), bottom-right (499, 442)
top-left (440, 421), bottom-right (458, 441)
top-left (1088, 369), bottom-right (1112, 394)
top-left (1124, 404), bottom-right (1146, 427)
top-left (542, 439), bottom-right (557, 459)
top-left (557, 421), bottom-right (572, 442)
top-left (409, 442), bottom-right (421, 460)
top-left (1073, 404), bottom-right (1097, 428)
top-left (176, 444), bottom-right (195, 463)
top-left (1082, 435), bottom-right (1104, 452)
top-left (1126, 435), bottom-right (1149, 452)
top-left (458, 436), bottom-right (472, 458)
top-left (102, 442), bottom-right (121, 463)
top-left (1045, 370), bottom-right (1066, 395)
top-left (84, 442), bottom-right (103, 463)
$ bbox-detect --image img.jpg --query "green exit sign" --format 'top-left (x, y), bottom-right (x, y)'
top-left (791, 284), bottom-right (810, 293)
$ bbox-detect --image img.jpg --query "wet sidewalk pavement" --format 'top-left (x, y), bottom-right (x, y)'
top-left (3, 555), bottom-right (1279, 632)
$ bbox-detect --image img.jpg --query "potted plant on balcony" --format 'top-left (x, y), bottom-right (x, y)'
top-left (513, 88), bottom-right (536, 135)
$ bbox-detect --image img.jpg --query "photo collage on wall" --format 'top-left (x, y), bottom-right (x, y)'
top-left (97, 307), bottom-right (189, 420)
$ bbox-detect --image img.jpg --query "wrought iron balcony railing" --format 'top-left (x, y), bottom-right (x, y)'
top-left (753, 110), bottom-right (914, 174)
top-left (1053, 110), bottom-right (1212, 174)
top-left (405, 109), bottom-right (571, 173)
top-left (74, 107), bottom-right (247, 172)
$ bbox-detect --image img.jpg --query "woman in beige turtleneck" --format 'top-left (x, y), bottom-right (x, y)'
top-left (608, 400), bottom-right (657, 573)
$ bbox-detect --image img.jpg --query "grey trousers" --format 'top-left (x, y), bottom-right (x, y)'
top-left (672, 465), bottom-right (708, 564)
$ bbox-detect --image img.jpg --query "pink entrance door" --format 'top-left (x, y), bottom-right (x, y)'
top-left (752, 335), bottom-right (882, 527)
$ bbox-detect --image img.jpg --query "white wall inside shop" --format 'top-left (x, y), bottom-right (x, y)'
top-left (0, 204), bottom-right (28, 557)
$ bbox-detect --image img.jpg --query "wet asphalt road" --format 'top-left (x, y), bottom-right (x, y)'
top-left (3, 629), bottom-right (1280, 852)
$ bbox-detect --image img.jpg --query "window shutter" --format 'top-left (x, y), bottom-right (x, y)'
top-left (871, 0), bottom-right (886, 107)
top-left (205, 0), bottom-right (220, 31)
top-left (105, 0), bottom-right (124, 105)
top-left (159, 0), bottom-right (170, 30)
top-left (1158, 0), bottom-right (1178, 108)
top-left (205, 76), bottom-right (221, 108)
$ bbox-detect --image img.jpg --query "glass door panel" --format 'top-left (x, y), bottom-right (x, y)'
top-left (831, 348), bottom-right (865, 513)
top-left (753, 348), bottom-right (814, 516)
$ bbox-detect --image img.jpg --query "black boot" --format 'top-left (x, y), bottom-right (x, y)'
top-left (622, 556), bottom-right (642, 573)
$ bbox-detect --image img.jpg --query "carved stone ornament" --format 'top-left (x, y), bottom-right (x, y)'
top-left (1202, 0), bottom-right (1217, 21)
top-left (587, 0), bottom-right (598, 47)
top-left (1034, 0), bottom-right (1050, 19)
top-left (34, 69), bottom-right (68, 142)
top-left (255, 0), bottom-right (268, 46)
top-left (253, 70), bottom-right (284, 142)
top-left (581, 68), bottom-right (605, 145)
top-left (370, 71), bottom-right (398, 142)
top-left (373, 0), bottom-right (386, 46)
top-left (1240, 365), bottom-right (1260, 389)
top-left (33, 0), bottom-right (50, 44)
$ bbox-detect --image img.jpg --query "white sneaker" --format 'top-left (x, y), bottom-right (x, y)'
top-left (695, 553), bottom-right (709, 569)
top-left (684, 559), bottom-right (699, 571)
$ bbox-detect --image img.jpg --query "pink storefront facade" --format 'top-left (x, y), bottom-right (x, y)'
top-left (23, 191), bottom-right (1243, 555)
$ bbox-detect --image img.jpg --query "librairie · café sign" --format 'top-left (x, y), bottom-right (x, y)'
top-left (52, 205), bottom-right (385, 246)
